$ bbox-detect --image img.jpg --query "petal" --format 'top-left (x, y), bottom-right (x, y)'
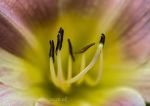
top-left (105, 0), bottom-right (150, 63)
top-left (0, 49), bottom-right (45, 89)
top-left (122, 0), bottom-right (150, 63)
top-left (126, 65), bottom-right (150, 103)
top-left (35, 98), bottom-right (54, 106)
top-left (96, 1), bottom-right (150, 102)
top-left (0, 10), bottom-right (27, 56)
top-left (0, 83), bottom-right (36, 106)
top-left (0, 3), bottom-right (49, 69)
top-left (0, 0), bottom-right (58, 28)
top-left (0, 3), bottom-right (45, 58)
top-left (59, 0), bottom-right (121, 16)
top-left (104, 87), bottom-right (145, 106)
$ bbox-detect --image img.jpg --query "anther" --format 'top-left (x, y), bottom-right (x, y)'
top-left (100, 33), bottom-right (105, 45)
top-left (68, 39), bottom-right (75, 61)
top-left (75, 43), bottom-right (95, 54)
top-left (56, 27), bottom-right (64, 54)
top-left (49, 40), bottom-right (55, 62)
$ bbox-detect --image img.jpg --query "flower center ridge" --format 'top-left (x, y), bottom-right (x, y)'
top-left (49, 28), bottom-right (105, 92)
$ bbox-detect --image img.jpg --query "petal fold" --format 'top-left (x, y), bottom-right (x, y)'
top-left (104, 87), bottom-right (145, 106)
top-left (0, 11), bottom-right (27, 56)
top-left (128, 65), bottom-right (150, 102)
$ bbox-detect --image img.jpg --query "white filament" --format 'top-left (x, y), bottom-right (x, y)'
top-left (49, 57), bottom-right (57, 86)
top-left (67, 44), bottom-right (103, 84)
top-left (81, 54), bottom-right (86, 71)
top-left (96, 50), bottom-right (103, 83)
top-left (76, 53), bottom-right (86, 84)
top-left (67, 55), bottom-right (72, 80)
top-left (57, 50), bottom-right (64, 82)
top-left (85, 50), bottom-right (103, 86)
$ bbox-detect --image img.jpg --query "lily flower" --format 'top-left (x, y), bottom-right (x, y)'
top-left (0, 0), bottom-right (149, 106)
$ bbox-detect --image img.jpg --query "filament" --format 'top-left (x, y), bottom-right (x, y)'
top-left (49, 57), bottom-right (58, 86)
top-left (85, 50), bottom-right (103, 86)
top-left (77, 53), bottom-right (86, 84)
top-left (57, 50), bottom-right (64, 82)
top-left (96, 50), bottom-right (103, 83)
top-left (67, 44), bottom-right (103, 84)
top-left (81, 54), bottom-right (86, 71)
top-left (67, 55), bottom-right (73, 80)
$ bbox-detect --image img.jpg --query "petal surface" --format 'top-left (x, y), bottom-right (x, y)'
top-left (0, 49), bottom-right (45, 89)
top-left (0, 83), bottom-right (36, 106)
top-left (104, 87), bottom-right (145, 106)
top-left (127, 64), bottom-right (150, 103)
top-left (0, 0), bottom-right (58, 28)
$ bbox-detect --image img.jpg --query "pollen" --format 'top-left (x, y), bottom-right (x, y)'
top-left (49, 28), bottom-right (105, 92)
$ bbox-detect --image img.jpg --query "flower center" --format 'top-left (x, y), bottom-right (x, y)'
top-left (49, 28), bottom-right (105, 92)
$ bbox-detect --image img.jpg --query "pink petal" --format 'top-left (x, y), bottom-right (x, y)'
top-left (0, 3), bottom-right (41, 57)
top-left (123, 0), bottom-right (150, 63)
top-left (128, 67), bottom-right (150, 102)
top-left (0, 49), bottom-right (44, 89)
top-left (0, 9), bottom-right (27, 56)
top-left (109, 0), bottom-right (150, 63)
top-left (0, 0), bottom-right (58, 28)
top-left (104, 87), bottom-right (145, 106)
top-left (0, 83), bottom-right (36, 106)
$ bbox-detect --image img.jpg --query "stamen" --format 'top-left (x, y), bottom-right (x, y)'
top-left (75, 43), bottom-right (95, 54)
top-left (67, 39), bottom-right (74, 80)
top-left (49, 28), bottom-right (105, 91)
top-left (67, 55), bottom-right (72, 80)
top-left (100, 33), bottom-right (105, 45)
top-left (96, 50), bottom-right (103, 83)
top-left (49, 40), bottom-right (58, 85)
top-left (49, 57), bottom-right (57, 86)
top-left (68, 39), bottom-right (75, 61)
top-left (57, 50), bottom-right (64, 82)
top-left (67, 34), bottom-right (105, 84)
top-left (76, 53), bottom-right (86, 84)
top-left (49, 40), bottom-right (55, 62)
top-left (56, 27), bottom-right (64, 54)
top-left (55, 27), bottom-right (64, 82)
top-left (85, 50), bottom-right (103, 86)
top-left (81, 54), bottom-right (86, 72)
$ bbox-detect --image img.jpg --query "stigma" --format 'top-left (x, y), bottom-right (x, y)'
top-left (49, 28), bottom-right (105, 92)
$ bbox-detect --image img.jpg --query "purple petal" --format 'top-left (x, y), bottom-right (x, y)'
top-left (0, 0), bottom-right (58, 28)
top-left (107, 0), bottom-right (150, 63)
top-left (0, 11), bottom-right (27, 56)
top-left (0, 10), bottom-right (45, 60)
top-left (0, 0), bottom-right (58, 56)
top-left (0, 2), bottom-right (41, 57)
top-left (123, 0), bottom-right (150, 63)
